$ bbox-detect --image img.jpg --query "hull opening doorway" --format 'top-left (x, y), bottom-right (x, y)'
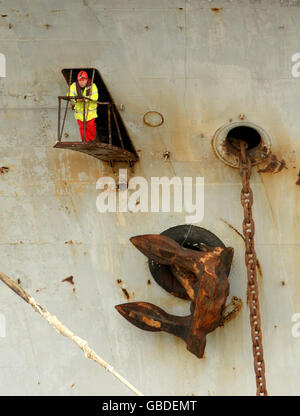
top-left (54, 68), bottom-right (139, 166)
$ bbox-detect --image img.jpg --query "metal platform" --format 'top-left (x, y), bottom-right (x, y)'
top-left (53, 140), bottom-right (138, 165)
top-left (55, 68), bottom-right (139, 166)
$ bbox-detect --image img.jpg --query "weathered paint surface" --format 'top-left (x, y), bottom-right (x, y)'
top-left (0, 0), bottom-right (299, 395)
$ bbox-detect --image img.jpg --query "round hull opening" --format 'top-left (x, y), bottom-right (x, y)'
top-left (212, 121), bottom-right (272, 168)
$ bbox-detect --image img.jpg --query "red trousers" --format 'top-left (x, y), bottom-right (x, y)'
top-left (77, 118), bottom-right (97, 142)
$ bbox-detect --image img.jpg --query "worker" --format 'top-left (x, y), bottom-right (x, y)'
top-left (68, 70), bottom-right (98, 142)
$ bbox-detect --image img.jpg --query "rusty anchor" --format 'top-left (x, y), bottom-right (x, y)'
top-left (115, 233), bottom-right (234, 358)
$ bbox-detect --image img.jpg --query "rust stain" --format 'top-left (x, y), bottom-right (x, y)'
top-left (0, 166), bottom-right (9, 174)
top-left (49, 147), bottom-right (101, 198)
top-left (62, 275), bottom-right (74, 285)
top-left (256, 258), bottom-right (263, 279)
top-left (255, 121), bottom-right (298, 257)
top-left (258, 153), bottom-right (287, 174)
top-left (35, 288), bottom-right (46, 293)
top-left (281, 281), bottom-right (285, 286)
top-left (63, 240), bottom-right (81, 258)
top-left (220, 218), bottom-right (245, 241)
top-left (147, 279), bottom-right (151, 285)
top-left (142, 316), bottom-right (161, 328)
top-left (117, 279), bottom-right (122, 284)
top-left (8, 23), bottom-right (13, 29)
top-left (122, 288), bottom-right (130, 300)
top-left (221, 218), bottom-right (263, 279)
top-left (151, 90), bottom-right (193, 160)
top-left (296, 170), bottom-right (300, 185)
top-left (17, 278), bottom-right (21, 285)
top-left (44, 23), bottom-right (51, 29)
top-left (258, 176), bottom-right (278, 236)
top-left (211, 7), bottom-right (223, 12)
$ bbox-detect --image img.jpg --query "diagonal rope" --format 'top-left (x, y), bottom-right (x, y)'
top-left (0, 270), bottom-right (143, 396)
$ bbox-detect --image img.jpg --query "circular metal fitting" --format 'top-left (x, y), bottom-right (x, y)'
top-left (143, 111), bottom-right (164, 127)
top-left (212, 121), bottom-right (272, 168)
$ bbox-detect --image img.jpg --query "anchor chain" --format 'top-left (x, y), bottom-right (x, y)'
top-left (238, 142), bottom-right (268, 396)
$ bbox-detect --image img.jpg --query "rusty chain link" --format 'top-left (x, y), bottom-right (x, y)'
top-left (238, 142), bottom-right (268, 396)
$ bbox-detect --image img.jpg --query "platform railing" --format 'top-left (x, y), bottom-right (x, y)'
top-left (57, 96), bottom-right (124, 149)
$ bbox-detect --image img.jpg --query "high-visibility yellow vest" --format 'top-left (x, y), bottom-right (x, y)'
top-left (68, 82), bottom-right (98, 122)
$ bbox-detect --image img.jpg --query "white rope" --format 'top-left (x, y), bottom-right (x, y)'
top-left (0, 277), bottom-right (144, 396)
top-left (27, 296), bottom-right (143, 395)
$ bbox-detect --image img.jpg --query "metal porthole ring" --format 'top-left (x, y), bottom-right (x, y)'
top-left (143, 111), bottom-right (164, 127)
top-left (148, 224), bottom-right (226, 299)
top-left (211, 121), bottom-right (272, 168)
